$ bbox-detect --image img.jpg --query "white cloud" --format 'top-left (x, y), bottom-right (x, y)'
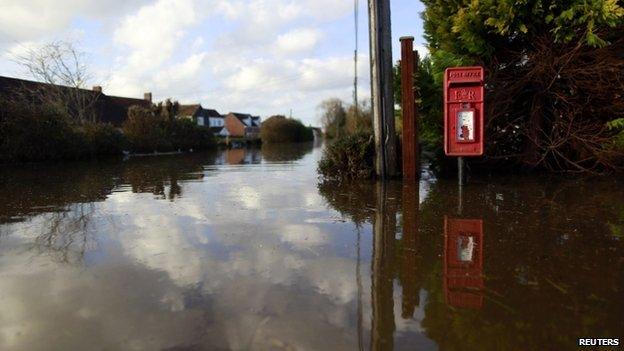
top-left (303, 0), bottom-right (352, 20)
top-left (276, 28), bottom-right (322, 55)
top-left (113, 0), bottom-right (200, 71)
top-left (0, 0), bottom-right (149, 44)
top-left (153, 52), bottom-right (208, 91)
top-left (0, 0), bottom-right (81, 42)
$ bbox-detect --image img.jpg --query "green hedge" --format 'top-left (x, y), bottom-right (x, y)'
top-left (318, 132), bottom-right (375, 181)
top-left (0, 102), bottom-right (86, 162)
top-left (0, 101), bottom-right (216, 163)
top-left (123, 106), bottom-right (215, 152)
top-left (260, 115), bottom-right (314, 143)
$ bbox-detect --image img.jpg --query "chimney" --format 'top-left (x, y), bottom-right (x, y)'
top-left (92, 86), bottom-right (103, 93)
top-left (144, 92), bottom-right (152, 102)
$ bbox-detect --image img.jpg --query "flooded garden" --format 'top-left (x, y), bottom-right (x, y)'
top-left (0, 144), bottom-right (622, 350)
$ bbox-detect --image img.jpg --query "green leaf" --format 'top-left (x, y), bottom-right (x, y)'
top-left (586, 31), bottom-right (608, 47)
top-left (606, 118), bottom-right (624, 131)
top-left (518, 23), bottom-right (528, 33)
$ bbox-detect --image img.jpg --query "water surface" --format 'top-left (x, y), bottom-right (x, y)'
top-left (0, 144), bottom-right (622, 350)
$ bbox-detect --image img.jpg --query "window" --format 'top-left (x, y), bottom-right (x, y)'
top-left (197, 117), bottom-right (205, 126)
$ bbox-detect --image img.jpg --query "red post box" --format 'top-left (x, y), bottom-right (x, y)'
top-left (444, 66), bottom-right (485, 156)
top-left (443, 216), bottom-right (484, 309)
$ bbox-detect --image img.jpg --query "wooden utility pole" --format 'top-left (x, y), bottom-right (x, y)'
top-left (368, 0), bottom-right (397, 179)
top-left (400, 36), bottom-right (420, 181)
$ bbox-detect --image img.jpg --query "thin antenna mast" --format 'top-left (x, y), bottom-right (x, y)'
top-left (354, 0), bottom-right (359, 119)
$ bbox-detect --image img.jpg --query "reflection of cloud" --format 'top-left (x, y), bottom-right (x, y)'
top-left (237, 185), bottom-right (261, 209)
top-left (279, 224), bottom-right (328, 248)
top-left (0, 245), bottom-right (222, 350)
top-left (0, 147), bottom-right (435, 350)
top-left (303, 258), bottom-right (359, 305)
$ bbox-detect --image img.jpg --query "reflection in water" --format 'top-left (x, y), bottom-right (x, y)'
top-left (371, 182), bottom-right (397, 351)
top-left (261, 142), bottom-right (314, 162)
top-left (400, 183), bottom-right (420, 319)
top-left (443, 217), bottom-right (484, 309)
top-left (0, 145), bottom-right (623, 350)
top-left (34, 203), bottom-right (98, 264)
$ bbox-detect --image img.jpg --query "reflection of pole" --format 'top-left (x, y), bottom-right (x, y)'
top-left (400, 182), bottom-right (420, 318)
top-left (371, 181), bottom-right (396, 351)
top-left (458, 156), bottom-right (465, 185)
top-left (458, 157), bottom-right (464, 216)
top-left (356, 226), bottom-right (364, 351)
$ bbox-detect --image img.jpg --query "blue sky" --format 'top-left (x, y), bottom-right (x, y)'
top-left (0, 0), bottom-right (426, 126)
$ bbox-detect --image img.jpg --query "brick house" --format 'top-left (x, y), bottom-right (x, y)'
top-left (0, 75), bottom-right (152, 126)
top-left (224, 112), bottom-right (261, 138)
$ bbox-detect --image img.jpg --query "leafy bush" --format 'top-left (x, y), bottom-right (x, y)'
top-left (122, 106), bottom-right (171, 152)
top-left (81, 123), bottom-right (125, 156)
top-left (123, 105), bottom-right (214, 152)
top-left (318, 132), bottom-right (375, 181)
top-left (166, 118), bottom-right (215, 151)
top-left (260, 115), bottom-right (314, 143)
top-left (0, 100), bottom-right (87, 162)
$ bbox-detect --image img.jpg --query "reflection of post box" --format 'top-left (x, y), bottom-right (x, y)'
top-left (443, 216), bottom-right (484, 309)
top-left (444, 67), bottom-right (484, 156)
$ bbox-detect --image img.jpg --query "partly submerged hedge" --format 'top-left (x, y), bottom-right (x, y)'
top-left (318, 132), bottom-right (375, 181)
top-left (0, 101), bottom-right (216, 163)
top-left (81, 123), bottom-right (126, 157)
top-left (1, 101), bottom-right (88, 162)
top-left (123, 106), bottom-right (215, 152)
top-left (260, 115), bottom-right (314, 143)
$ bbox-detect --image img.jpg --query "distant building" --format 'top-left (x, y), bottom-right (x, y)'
top-left (0, 75), bottom-right (152, 127)
top-left (176, 104), bottom-right (229, 137)
top-left (224, 112), bottom-right (261, 138)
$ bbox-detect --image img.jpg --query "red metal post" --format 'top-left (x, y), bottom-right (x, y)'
top-left (400, 36), bottom-right (419, 181)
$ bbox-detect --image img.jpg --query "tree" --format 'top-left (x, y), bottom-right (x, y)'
top-left (345, 99), bottom-right (373, 134)
top-left (318, 98), bottom-right (347, 139)
top-left (420, 0), bottom-right (624, 172)
top-left (154, 98), bottom-right (180, 121)
top-left (13, 41), bottom-right (99, 124)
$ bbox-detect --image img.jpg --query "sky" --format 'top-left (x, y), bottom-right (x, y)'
top-left (0, 0), bottom-right (426, 126)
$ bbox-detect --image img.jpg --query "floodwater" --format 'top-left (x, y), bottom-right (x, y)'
top-left (0, 143), bottom-right (622, 351)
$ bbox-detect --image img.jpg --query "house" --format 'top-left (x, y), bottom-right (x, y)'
top-left (224, 112), bottom-right (262, 138)
top-left (176, 104), bottom-right (230, 137)
top-left (0, 75), bottom-right (152, 127)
